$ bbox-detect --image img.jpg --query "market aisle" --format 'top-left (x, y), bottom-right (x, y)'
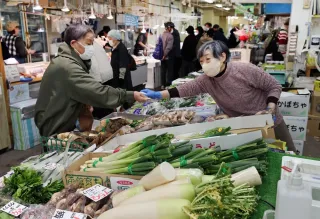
top-left (0, 145), bottom-right (42, 176)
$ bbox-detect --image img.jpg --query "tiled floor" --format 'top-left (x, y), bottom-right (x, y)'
top-left (0, 136), bottom-right (320, 176)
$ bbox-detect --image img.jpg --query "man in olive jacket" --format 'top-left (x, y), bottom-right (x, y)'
top-left (35, 24), bottom-right (146, 136)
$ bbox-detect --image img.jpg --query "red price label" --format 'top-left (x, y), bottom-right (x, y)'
top-left (1, 201), bottom-right (27, 217)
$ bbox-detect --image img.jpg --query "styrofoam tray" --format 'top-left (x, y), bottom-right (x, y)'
top-left (281, 156), bottom-right (320, 185)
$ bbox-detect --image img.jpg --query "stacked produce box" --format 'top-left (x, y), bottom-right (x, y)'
top-left (278, 89), bottom-right (310, 153)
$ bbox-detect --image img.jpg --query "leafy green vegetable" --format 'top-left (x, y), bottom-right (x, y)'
top-left (3, 167), bottom-right (64, 204)
top-left (0, 212), bottom-right (14, 219)
top-left (183, 163), bottom-right (259, 219)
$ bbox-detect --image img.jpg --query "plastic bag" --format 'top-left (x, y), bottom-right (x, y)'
top-left (20, 205), bottom-right (56, 219)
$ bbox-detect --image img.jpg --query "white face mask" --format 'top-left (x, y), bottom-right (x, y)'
top-left (77, 42), bottom-right (94, 60)
top-left (108, 40), bottom-right (115, 47)
top-left (170, 29), bottom-right (174, 33)
top-left (203, 26), bottom-right (209, 31)
top-left (195, 31), bottom-right (199, 36)
top-left (202, 58), bottom-right (222, 77)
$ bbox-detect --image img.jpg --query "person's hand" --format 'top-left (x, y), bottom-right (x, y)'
top-left (256, 103), bottom-right (276, 115)
top-left (28, 49), bottom-right (36, 54)
top-left (134, 91), bottom-right (149, 102)
top-left (162, 56), bottom-right (166, 61)
top-left (141, 89), bottom-right (162, 99)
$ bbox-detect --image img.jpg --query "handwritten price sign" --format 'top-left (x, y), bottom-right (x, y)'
top-left (0, 201), bottom-right (28, 217)
top-left (43, 163), bottom-right (58, 170)
top-left (52, 209), bottom-right (86, 219)
top-left (82, 184), bottom-right (113, 202)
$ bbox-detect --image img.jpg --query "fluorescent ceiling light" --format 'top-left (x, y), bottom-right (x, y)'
top-left (204, 0), bottom-right (214, 3)
top-left (215, 3), bottom-right (223, 7)
top-left (224, 7), bottom-right (230, 10)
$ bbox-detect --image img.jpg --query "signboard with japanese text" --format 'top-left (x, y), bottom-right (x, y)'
top-left (110, 177), bottom-right (139, 191)
top-left (0, 201), bottom-right (28, 217)
top-left (283, 116), bottom-right (308, 141)
top-left (65, 174), bottom-right (104, 189)
top-left (52, 209), bottom-right (86, 219)
top-left (278, 94), bottom-right (310, 117)
top-left (173, 131), bottom-right (262, 151)
top-left (82, 184), bottom-right (113, 202)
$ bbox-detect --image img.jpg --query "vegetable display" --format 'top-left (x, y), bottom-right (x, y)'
top-left (45, 183), bottom-right (112, 218)
top-left (183, 164), bottom-right (259, 219)
top-left (81, 132), bottom-right (268, 178)
top-left (126, 94), bottom-right (215, 115)
top-left (2, 167), bottom-right (64, 204)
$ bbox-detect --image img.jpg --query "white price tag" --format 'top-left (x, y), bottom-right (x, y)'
top-left (82, 184), bottom-right (113, 202)
top-left (0, 201), bottom-right (28, 217)
top-left (43, 163), bottom-right (58, 170)
top-left (52, 209), bottom-right (86, 219)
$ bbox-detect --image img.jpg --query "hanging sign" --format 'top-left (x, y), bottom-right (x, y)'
top-left (124, 14), bottom-right (139, 26)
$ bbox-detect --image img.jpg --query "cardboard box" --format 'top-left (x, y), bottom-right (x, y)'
top-left (314, 80), bottom-right (320, 92)
top-left (173, 131), bottom-right (263, 150)
top-left (311, 91), bottom-right (320, 117)
top-left (9, 84), bottom-right (30, 104)
top-left (96, 115), bottom-right (274, 152)
top-left (10, 99), bottom-right (40, 150)
top-left (278, 90), bottom-right (310, 117)
top-left (283, 116), bottom-right (308, 141)
top-left (63, 153), bottom-right (141, 190)
top-left (293, 140), bottom-right (304, 154)
top-left (307, 115), bottom-right (320, 137)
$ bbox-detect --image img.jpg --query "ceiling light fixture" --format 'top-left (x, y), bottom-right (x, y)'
top-left (33, 0), bottom-right (42, 10)
top-left (204, 0), bottom-right (214, 3)
top-left (89, 5), bottom-right (96, 19)
top-left (61, 0), bottom-right (69, 12)
top-left (224, 7), bottom-right (230, 10)
top-left (107, 8), bottom-right (113, 19)
top-left (141, 17), bottom-right (146, 33)
top-left (215, 3), bottom-right (223, 8)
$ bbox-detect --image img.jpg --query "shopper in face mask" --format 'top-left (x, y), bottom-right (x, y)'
top-left (161, 22), bottom-right (175, 87)
top-left (35, 24), bottom-right (148, 137)
top-left (141, 40), bottom-right (296, 152)
top-left (107, 29), bottom-right (133, 90)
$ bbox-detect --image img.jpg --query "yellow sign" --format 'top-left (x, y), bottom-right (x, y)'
top-left (65, 174), bottom-right (104, 188)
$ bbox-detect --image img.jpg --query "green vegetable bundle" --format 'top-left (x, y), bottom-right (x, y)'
top-left (170, 138), bottom-right (268, 175)
top-left (2, 167), bottom-right (64, 204)
top-left (183, 163), bottom-right (259, 219)
top-left (83, 133), bottom-right (196, 175)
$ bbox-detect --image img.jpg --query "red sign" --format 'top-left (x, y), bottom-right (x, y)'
top-left (117, 180), bottom-right (133, 185)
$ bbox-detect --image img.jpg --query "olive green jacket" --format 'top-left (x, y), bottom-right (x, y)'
top-left (35, 43), bottom-right (134, 136)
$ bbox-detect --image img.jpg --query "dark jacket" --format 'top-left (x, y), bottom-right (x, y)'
top-left (110, 41), bottom-right (133, 90)
top-left (228, 31), bottom-right (240, 48)
top-left (213, 31), bottom-right (228, 45)
top-left (172, 29), bottom-right (181, 57)
top-left (35, 43), bottom-right (134, 136)
top-left (134, 33), bottom-right (147, 55)
top-left (181, 34), bottom-right (197, 61)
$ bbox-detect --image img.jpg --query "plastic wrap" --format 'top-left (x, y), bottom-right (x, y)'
top-left (20, 204), bottom-right (56, 219)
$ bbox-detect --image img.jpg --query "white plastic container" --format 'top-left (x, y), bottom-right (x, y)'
top-left (275, 163), bottom-right (312, 219)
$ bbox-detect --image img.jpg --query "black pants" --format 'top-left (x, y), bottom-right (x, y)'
top-left (161, 59), bottom-right (174, 86)
top-left (173, 57), bottom-right (182, 80)
top-left (180, 59), bottom-right (195, 78)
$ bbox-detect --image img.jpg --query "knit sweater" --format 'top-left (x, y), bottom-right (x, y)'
top-left (176, 62), bottom-right (283, 126)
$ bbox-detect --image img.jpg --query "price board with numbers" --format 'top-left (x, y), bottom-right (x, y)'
top-left (52, 209), bottom-right (86, 219)
top-left (82, 184), bottom-right (113, 202)
top-left (0, 201), bottom-right (28, 217)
